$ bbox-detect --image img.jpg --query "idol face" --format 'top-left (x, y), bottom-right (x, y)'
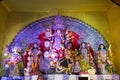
top-left (33, 43), bottom-right (38, 48)
top-left (75, 61), bottom-right (79, 65)
top-left (82, 43), bottom-right (86, 48)
top-left (56, 28), bottom-right (61, 34)
top-left (100, 45), bottom-right (104, 49)
top-left (98, 44), bottom-right (105, 50)
top-left (67, 43), bottom-right (72, 49)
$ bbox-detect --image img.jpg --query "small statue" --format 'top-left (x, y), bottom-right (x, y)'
top-left (79, 42), bottom-right (88, 61)
top-left (97, 44), bottom-right (108, 74)
top-left (32, 43), bottom-right (39, 62)
top-left (9, 47), bottom-right (22, 76)
top-left (72, 60), bottom-right (81, 75)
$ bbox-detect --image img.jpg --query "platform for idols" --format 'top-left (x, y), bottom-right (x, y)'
top-left (1, 74), bottom-right (120, 80)
top-left (1, 15), bottom-right (119, 80)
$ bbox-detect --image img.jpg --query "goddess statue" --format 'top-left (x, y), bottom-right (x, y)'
top-left (97, 44), bottom-right (108, 74)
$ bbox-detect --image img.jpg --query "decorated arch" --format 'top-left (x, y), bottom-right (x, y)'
top-left (9, 15), bottom-right (109, 53)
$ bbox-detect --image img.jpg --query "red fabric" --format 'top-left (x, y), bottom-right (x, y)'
top-left (38, 32), bottom-right (46, 53)
top-left (89, 46), bottom-right (95, 59)
top-left (71, 31), bottom-right (80, 49)
top-left (23, 51), bottom-right (28, 68)
top-left (38, 31), bottom-right (81, 55)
